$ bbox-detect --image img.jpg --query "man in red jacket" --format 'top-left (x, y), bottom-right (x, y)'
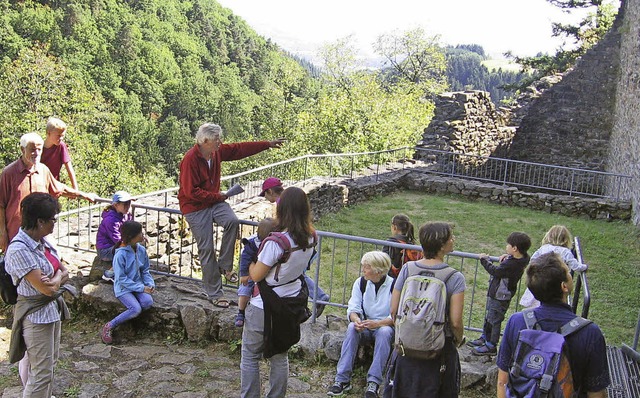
top-left (178, 123), bottom-right (284, 307)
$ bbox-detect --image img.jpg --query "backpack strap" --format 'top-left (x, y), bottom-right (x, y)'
top-left (6, 238), bottom-right (30, 288)
top-left (359, 276), bottom-right (368, 320)
top-left (522, 308), bottom-right (539, 330)
top-left (257, 232), bottom-right (318, 282)
top-left (257, 232), bottom-right (291, 282)
top-left (560, 316), bottom-right (592, 337)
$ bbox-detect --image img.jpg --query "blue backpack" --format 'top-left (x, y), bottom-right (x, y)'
top-left (507, 308), bottom-right (592, 398)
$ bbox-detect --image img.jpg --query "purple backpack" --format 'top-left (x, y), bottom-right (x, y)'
top-left (506, 308), bottom-right (591, 398)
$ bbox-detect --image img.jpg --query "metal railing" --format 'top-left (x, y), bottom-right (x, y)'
top-left (414, 147), bottom-right (632, 201)
top-left (92, 147), bottom-right (631, 207)
top-left (53, 195), bottom-right (591, 335)
top-left (571, 237), bottom-right (591, 318)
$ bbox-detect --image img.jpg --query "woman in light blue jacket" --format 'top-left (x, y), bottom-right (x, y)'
top-left (100, 221), bottom-right (155, 344)
top-left (328, 251), bottom-right (395, 398)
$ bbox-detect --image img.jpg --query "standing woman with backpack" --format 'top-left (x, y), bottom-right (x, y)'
top-left (241, 186), bottom-right (317, 398)
top-left (384, 222), bottom-right (466, 398)
top-left (382, 214), bottom-right (420, 278)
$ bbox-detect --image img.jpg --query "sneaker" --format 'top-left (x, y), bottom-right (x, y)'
top-left (466, 336), bottom-right (486, 347)
top-left (327, 381), bottom-right (352, 396)
top-left (235, 312), bottom-right (245, 327)
top-left (472, 343), bottom-right (497, 356)
top-left (102, 269), bottom-right (115, 283)
top-left (364, 381), bottom-right (379, 398)
top-left (101, 323), bottom-right (113, 344)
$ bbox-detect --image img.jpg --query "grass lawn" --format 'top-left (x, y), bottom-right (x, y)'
top-left (314, 191), bottom-right (640, 347)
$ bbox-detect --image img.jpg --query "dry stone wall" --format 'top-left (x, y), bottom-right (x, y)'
top-left (418, 91), bottom-right (515, 161)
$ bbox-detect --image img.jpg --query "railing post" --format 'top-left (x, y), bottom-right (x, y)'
top-left (304, 156), bottom-right (308, 182)
top-left (502, 160), bottom-right (509, 186)
top-left (569, 170), bottom-right (575, 197)
top-left (350, 157), bottom-right (354, 180)
top-left (375, 152), bottom-right (380, 182)
top-left (450, 153), bottom-right (456, 177)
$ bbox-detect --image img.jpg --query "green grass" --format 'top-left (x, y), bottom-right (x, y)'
top-left (314, 191), bottom-right (640, 346)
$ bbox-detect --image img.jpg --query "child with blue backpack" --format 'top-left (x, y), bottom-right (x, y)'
top-left (468, 231), bottom-right (531, 356)
top-left (235, 218), bottom-right (276, 327)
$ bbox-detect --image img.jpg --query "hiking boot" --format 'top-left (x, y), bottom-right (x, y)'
top-left (102, 269), bottom-right (115, 283)
top-left (472, 343), bottom-right (497, 356)
top-left (467, 336), bottom-right (486, 347)
top-left (101, 323), bottom-right (113, 344)
top-left (364, 381), bottom-right (379, 398)
top-left (327, 381), bottom-right (352, 396)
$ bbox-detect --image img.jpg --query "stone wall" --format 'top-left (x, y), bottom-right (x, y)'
top-left (508, 14), bottom-right (623, 171)
top-left (608, 0), bottom-right (640, 225)
top-left (418, 91), bottom-right (515, 161)
top-left (307, 168), bottom-right (631, 222)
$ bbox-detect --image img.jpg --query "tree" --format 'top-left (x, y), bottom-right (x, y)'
top-left (374, 28), bottom-right (448, 95)
top-left (506, 0), bottom-right (618, 87)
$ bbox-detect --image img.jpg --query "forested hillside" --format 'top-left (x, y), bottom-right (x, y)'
top-left (446, 45), bottom-right (526, 104)
top-left (0, 0), bottom-right (436, 196)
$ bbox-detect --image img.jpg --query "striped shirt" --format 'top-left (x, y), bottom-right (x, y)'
top-left (5, 229), bottom-right (61, 324)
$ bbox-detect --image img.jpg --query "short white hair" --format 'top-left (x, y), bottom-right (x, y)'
top-left (361, 251), bottom-right (392, 275)
top-left (20, 132), bottom-right (44, 148)
top-left (196, 123), bottom-right (222, 144)
top-left (46, 117), bottom-right (67, 133)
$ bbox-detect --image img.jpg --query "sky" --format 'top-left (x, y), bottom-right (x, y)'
top-left (216, 0), bottom-right (600, 64)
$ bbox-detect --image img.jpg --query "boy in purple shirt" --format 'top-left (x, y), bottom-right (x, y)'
top-left (496, 252), bottom-right (609, 398)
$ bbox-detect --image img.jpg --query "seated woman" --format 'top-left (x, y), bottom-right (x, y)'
top-left (328, 251), bottom-right (395, 398)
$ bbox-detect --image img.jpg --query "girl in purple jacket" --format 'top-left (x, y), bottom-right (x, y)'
top-left (96, 191), bottom-right (133, 281)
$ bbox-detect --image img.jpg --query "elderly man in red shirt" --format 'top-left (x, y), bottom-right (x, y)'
top-left (178, 123), bottom-right (284, 307)
top-left (0, 132), bottom-right (96, 252)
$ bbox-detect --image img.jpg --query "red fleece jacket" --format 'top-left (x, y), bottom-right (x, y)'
top-left (178, 141), bottom-right (271, 214)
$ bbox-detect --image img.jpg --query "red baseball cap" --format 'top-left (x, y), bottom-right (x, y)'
top-left (259, 177), bottom-right (282, 197)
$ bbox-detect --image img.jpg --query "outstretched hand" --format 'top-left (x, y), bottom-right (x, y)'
top-left (269, 138), bottom-right (286, 149)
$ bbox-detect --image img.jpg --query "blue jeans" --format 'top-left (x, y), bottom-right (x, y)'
top-left (97, 246), bottom-right (115, 262)
top-left (110, 292), bottom-right (153, 328)
top-left (305, 274), bottom-right (329, 301)
top-left (335, 322), bottom-right (394, 385)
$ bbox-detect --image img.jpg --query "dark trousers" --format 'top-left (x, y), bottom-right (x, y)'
top-left (483, 297), bottom-right (510, 345)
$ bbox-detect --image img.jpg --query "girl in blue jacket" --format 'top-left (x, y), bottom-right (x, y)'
top-left (100, 221), bottom-right (155, 344)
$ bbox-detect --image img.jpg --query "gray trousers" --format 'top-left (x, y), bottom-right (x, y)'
top-left (185, 202), bottom-right (238, 299)
top-left (22, 318), bottom-right (61, 398)
top-left (240, 304), bottom-right (289, 398)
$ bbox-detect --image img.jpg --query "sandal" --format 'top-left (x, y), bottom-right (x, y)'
top-left (223, 270), bottom-right (239, 284)
top-left (235, 312), bottom-right (245, 327)
top-left (212, 298), bottom-right (231, 308)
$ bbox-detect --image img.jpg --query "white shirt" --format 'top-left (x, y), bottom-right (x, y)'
top-left (250, 232), bottom-right (315, 309)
